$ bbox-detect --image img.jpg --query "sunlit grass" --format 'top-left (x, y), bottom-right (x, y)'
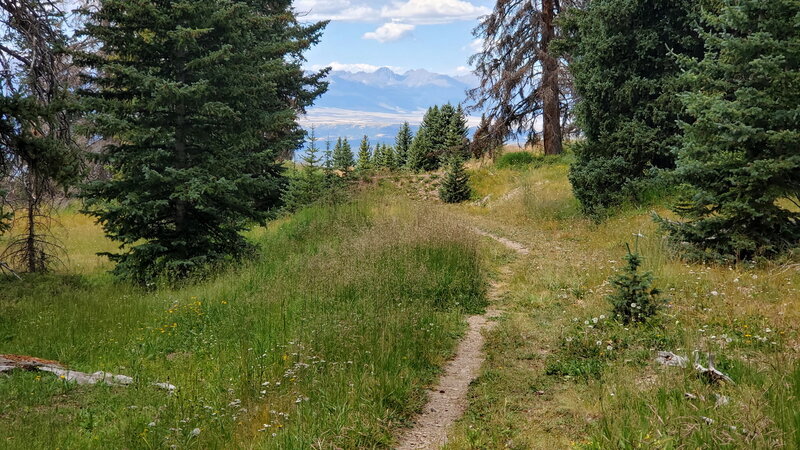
top-left (445, 162), bottom-right (799, 449)
top-left (0, 192), bottom-right (486, 448)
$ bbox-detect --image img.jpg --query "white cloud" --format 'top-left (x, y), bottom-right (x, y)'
top-left (310, 62), bottom-right (405, 73)
top-left (363, 23), bottom-right (415, 43)
top-left (467, 38), bottom-right (484, 53)
top-left (294, 0), bottom-right (490, 24)
top-left (381, 0), bottom-right (490, 25)
top-left (294, 0), bottom-right (378, 22)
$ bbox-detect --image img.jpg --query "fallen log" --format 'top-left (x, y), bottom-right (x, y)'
top-left (0, 354), bottom-right (176, 391)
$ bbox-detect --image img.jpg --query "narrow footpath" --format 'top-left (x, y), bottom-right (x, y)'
top-left (395, 228), bottom-right (530, 449)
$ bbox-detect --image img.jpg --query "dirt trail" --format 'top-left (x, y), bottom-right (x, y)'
top-left (395, 229), bottom-right (529, 450)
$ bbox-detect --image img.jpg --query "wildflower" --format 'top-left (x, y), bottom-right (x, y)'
top-left (599, 315), bottom-right (606, 320)
top-left (630, 303), bottom-right (637, 308)
top-left (592, 317), bottom-right (598, 324)
top-left (596, 340), bottom-right (602, 346)
top-left (606, 345), bottom-right (613, 351)
top-left (584, 321), bottom-right (590, 325)
top-left (190, 428), bottom-right (201, 437)
top-left (710, 291), bottom-right (719, 296)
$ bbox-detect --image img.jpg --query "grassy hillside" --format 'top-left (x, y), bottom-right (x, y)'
top-left (0, 190), bottom-right (486, 448)
top-left (443, 158), bottom-right (800, 448)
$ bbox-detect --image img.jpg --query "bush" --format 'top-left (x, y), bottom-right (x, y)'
top-left (607, 244), bottom-right (665, 324)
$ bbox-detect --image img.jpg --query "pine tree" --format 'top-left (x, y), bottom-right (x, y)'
top-left (409, 107), bottom-right (440, 171)
top-left (384, 145), bottom-right (397, 171)
top-left (375, 143), bottom-right (387, 169)
top-left (323, 140), bottom-right (333, 170)
top-left (78, 0), bottom-right (328, 283)
top-left (607, 244), bottom-right (664, 324)
top-left (282, 128), bottom-right (326, 213)
top-left (395, 122), bottom-right (413, 168)
top-left (565, 0), bottom-right (703, 217)
top-left (444, 105), bottom-right (469, 160)
top-left (332, 137), bottom-right (354, 174)
top-left (659, 0), bottom-right (800, 261)
top-left (356, 135), bottom-right (372, 173)
top-left (439, 156), bottom-right (472, 203)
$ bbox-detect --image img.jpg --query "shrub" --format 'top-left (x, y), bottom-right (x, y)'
top-left (607, 244), bottom-right (665, 324)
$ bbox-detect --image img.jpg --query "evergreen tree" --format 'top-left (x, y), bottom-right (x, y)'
top-left (323, 139), bottom-right (333, 170)
top-left (384, 145), bottom-right (397, 171)
top-left (607, 244), bottom-right (664, 324)
top-left (332, 137), bottom-right (354, 174)
top-left (444, 104), bottom-right (470, 160)
top-left (395, 122), bottom-right (413, 168)
top-left (78, 0), bottom-right (328, 283)
top-left (356, 135), bottom-right (372, 172)
top-left (564, 0), bottom-right (703, 217)
top-left (375, 144), bottom-right (387, 169)
top-left (408, 107), bottom-right (439, 171)
top-left (282, 128), bottom-right (326, 213)
top-left (373, 142), bottom-right (385, 170)
top-left (439, 156), bottom-right (472, 203)
top-left (660, 0), bottom-right (800, 261)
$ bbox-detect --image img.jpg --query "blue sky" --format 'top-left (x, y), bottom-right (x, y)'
top-left (297, 0), bottom-right (493, 75)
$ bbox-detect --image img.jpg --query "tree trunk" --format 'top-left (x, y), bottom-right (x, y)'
top-left (541, 0), bottom-right (563, 155)
top-left (25, 183), bottom-right (36, 273)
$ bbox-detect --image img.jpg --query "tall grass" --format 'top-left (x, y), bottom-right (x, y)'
top-left (0, 193), bottom-right (486, 448)
top-left (445, 161), bottom-right (799, 449)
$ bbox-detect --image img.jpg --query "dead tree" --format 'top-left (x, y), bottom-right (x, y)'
top-left (0, 0), bottom-right (82, 273)
top-left (468, 0), bottom-right (587, 156)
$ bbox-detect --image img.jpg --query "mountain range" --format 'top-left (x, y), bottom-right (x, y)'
top-left (300, 68), bottom-right (480, 148)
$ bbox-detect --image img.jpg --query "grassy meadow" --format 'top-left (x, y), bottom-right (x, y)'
top-left (1, 151), bottom-right (798, 449)
top-left (441, 154), bottom-right (800, 449)
top-left (0, 190), bottom-right (487, 448)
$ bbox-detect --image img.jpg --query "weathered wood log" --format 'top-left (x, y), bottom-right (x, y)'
top-left (0, 354), bottom-right (175, 391)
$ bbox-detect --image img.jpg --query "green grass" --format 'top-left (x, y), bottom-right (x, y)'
top-left (0, 192), bottom-right (486, 448)
top-left (443, 162), bottom-right (800, 449)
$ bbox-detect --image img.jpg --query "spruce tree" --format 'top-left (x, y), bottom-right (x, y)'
top-left (356, 135), bottom-right (372, 172)
top-left (660, 0), bottom-right (800, 261)
top-left (444, 105), bottom-right (470, 160)
top-left (373, 142), bottom-right (384, 170)
top-left (332, 137), bottom-right (354, 174)
top-left (78, 0), bottom-right (328, 283)
top-left (282, 128), bottom-right (325, 213)
top-left (565, 0), bottom-right (703, 217)
top-left (439, 156), bottom-right (472, 203)
top-left (395, 122), bottom-right (413, 168)
top-left (384, 145), bottom-right (398, 171)
top-left (409, 107), bottom-right (439, 171)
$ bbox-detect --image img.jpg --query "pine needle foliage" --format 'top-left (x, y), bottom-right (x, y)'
top-left (659, 0), bottom-right (800, 262)
top-left (395, 122), bottom-right (413, 168)
top-left (564, 0), bottom-right (704, 217)
top-left (356, 135), bottom-right (371, 173)
top-left (77, 0), bottom-right (328, 284)
top-left (439, 156), bottom-right (472, 204)
top-left (607, 244), bottom-right (665, 325)
top-left (332, 137), bottom-right (354, 174)
top-left (282, 128), bottom-right (326, 213)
